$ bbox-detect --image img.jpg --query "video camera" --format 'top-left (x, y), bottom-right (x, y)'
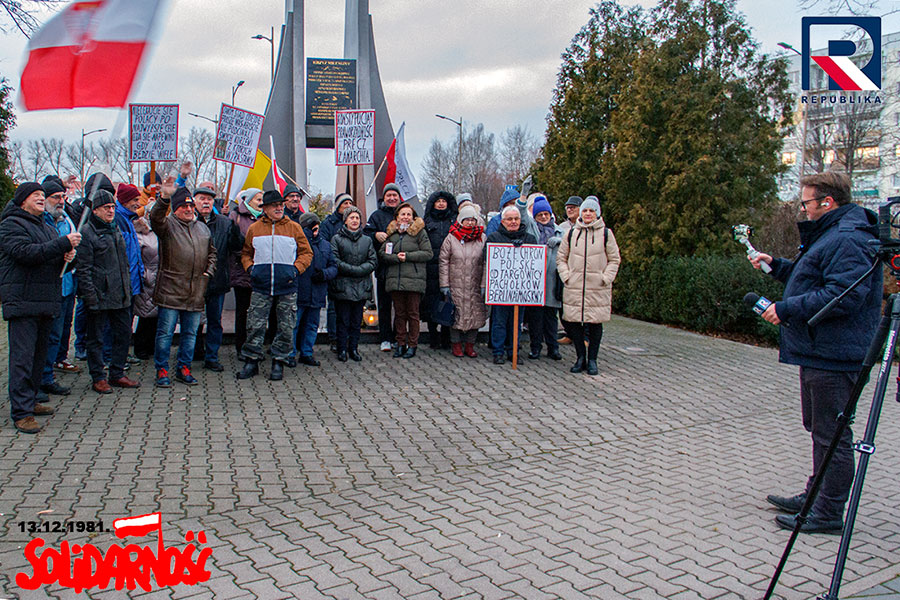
top-left (874, 197), bottom-right (900, 275)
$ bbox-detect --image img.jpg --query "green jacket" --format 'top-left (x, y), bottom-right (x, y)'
top-left (379, 217), bottom-right (433, 294)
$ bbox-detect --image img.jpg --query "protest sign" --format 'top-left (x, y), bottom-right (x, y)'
top-left (129, 104), bottom-right (178, 162)
top-left (335, 109), bottom-right (375, 165)
top-left (485, 244), bottom-right (547, 306)
top-left (214, 104), bottom-right (265, 168)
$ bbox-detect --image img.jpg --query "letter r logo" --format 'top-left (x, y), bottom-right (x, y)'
top-left (801, 16), bottom-right (881, 91)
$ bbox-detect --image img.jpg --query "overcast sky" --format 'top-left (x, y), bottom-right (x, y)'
top-left (1, 0), bottom-right (899, 194)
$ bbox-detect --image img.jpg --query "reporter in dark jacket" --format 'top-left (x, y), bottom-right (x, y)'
top-left (423, 190), bottom-right (458, 349)
top-left (330, 206), bottom-right (377, 361)
top-left (74, 190), bottom-right (141, 394)
top-left (379, 202), bottom-right (433, 358)
top-left (0, 183), bottom-right (80, 433)
top-left (292, 212), bottom-right (337, 366)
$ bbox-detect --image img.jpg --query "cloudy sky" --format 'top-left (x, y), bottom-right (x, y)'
top-left (1, 0), bottom-right (898, 194)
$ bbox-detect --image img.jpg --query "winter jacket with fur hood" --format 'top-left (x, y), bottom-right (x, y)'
top-left (379, 217), bottom-right (433, 294)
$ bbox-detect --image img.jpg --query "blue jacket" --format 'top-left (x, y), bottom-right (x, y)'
top-left (770, 203), bottom-right (881, 371)
top-left (114, 202), bottom-right (145, 297)
top-left (297, 225), bottom-right (338, 308)
top-left (44, 211), bottom-right (76, 297)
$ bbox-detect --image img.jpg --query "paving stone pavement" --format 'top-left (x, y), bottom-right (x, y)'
top-left (2, 315), bottom-right (900, 599)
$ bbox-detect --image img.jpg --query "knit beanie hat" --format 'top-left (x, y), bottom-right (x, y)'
top-left (13, 182), bottom-right (43, 206)
top-left (91, 189), bottom-right (116, 210)
top-left (579, 196), bottom-right (601, 217)
top-left (116, 183), bottom-right (140, 204)
top-left (457, 205), bottom-right (479, 223)
top-left (143, 171), bottom-right (163, 188)
top-left (532, 196), bottom-right (553, 217)
top-left (42, 179), bottom-right (66, 197)
top-left (170, 187), bottom-right (194, 212)
top-left (298, 212), bottom-right (320, 228)
top-left (283, 184), bottom-right (303, 198)
top-left (342, 205), bottom-right (362, 222)
top-left (334, 193), bottom-right (354, 212)
top-left (382, 183), bottom-right (401, 197)
top-left (565, 195), bottom-right (583, 207)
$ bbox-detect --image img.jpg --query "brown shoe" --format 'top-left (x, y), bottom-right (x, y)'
top-left (33, 403), bottom-right (55, 416)
top-left (14, 416), bottom-right (41, 434)
top-left (558, 336), bottom-right (572, 345)
top-left (92, 380), bottom-right (113, 394)
top-left (110, 376), bottom-right (141, 389)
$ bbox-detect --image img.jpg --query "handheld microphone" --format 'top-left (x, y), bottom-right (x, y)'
top-left (743, 292), bottom-right (772, 317)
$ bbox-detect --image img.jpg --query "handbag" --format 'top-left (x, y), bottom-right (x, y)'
top-left (432, 293), bottom-right (457, 327)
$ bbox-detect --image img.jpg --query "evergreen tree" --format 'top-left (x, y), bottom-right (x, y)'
top-left (0, 78), bottom-right (16, 212)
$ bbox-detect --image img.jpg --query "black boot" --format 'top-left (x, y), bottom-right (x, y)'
top-left (236, 360), bottom-right (259, 379)
top-left (393, 345), bottom-right (407, 358)
top-left (403, 346), bottom-right (417, 359)
top-left (348, 348), bottom-right (362, 362)
top-left (570, 357), bottom-right (585, 373)
top-left (585, 360), bottom-right (598, 375)
top-left (270, 359), bottom-right (284, 381)
top-left (337, 350), bottom-right (348, 362)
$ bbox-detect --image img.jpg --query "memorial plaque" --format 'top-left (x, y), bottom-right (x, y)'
top-left (306, 58), bottom-right (356, 125)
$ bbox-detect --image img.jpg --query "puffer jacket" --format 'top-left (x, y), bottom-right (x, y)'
top-left (379, 217), bottom-right (433, 294)
top-left (423, 191), bottom-right (458, 319)
top-left (133, 216), bottom-right (159, 319)
top-left (298, 225), bottom-right (338, 308)
top-left (200, 211), bottom-right (242, 297)
top-left (0, 205), bottom-right (73, 319)
top-left (73, 213), bottom-right (132, 311)
top-left (241, 214), bottom-right (313, 296)
top-left (439, 232), bottom-right (487, 331)
top-left (556, 217), bottom-right (620, 324)
top-left (228, 200), bottom-right (257, 289)
top-left (363, 197), bottom-right (397, 277)
top-left (770, 203), bottom-right (881, 371)
top-left (114, 202), bottom-right (144, 297)
top-left (150, 196), bottom-right (217, 312)
top-left (330, 225), bottom-right (377, 302)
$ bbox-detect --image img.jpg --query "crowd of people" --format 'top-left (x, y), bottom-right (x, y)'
top-left (0, 172), bottom-right (621, 434)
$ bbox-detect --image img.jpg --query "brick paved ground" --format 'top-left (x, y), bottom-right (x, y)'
top-left (1, 315), bottom-right (900, 599)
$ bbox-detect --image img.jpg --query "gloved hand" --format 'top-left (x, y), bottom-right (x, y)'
top-left (310, 268), bottom-right (326, 283)
top-left (440, 287), bottom-right (451, 301)
top-left (512, 238), bottom-right (524, 247)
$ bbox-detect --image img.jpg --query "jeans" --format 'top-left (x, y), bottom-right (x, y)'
top-left (490, 305), bottom-right (517, 357)
top-left (86, 307), bottom-right (132, 382)
top-left (241, 292), bottom-right (297, 362)
top-left (73, 297), bottom-right (86, 355)
top-left (8, 316), bottom-right (52, 422)
top-left (205, 293), bottom-right (226, 363)
top-left (293, 305), bottom-right (321, 358)
top-left (335, 299), bottom-right (365, 352)
top-left (801, 366), bottom-right (857, 521)
top-left (42, 294), bottom-right (76, 385)
top-left (155, 308), bottom-right (202, 372)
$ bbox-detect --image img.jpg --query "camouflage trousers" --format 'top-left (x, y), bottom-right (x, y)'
top-left (240, 292), bottom-right (298, 363)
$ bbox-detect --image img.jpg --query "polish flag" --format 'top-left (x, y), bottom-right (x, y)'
top-left (269, 136), bottom-right (288, 195)
top-left (113, 512), bottom-right (161, 538)
top-left (383, 122), bottom-right (418, 201)
top-left (20, 0), bottom-right (166, 111)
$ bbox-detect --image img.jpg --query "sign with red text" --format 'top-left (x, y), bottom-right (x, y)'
top-left (129, 104), bottom-right (179, 162)
top-left (485, 243), bottom-right (547, 306)
top-left (335, 109), bottom-right (375, 165)
top-left (214, 104), bottom-right (265, 168)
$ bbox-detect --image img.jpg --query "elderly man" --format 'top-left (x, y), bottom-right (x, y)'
top-left (74, 190), bottom-right (140, 394)
top-left (558, 196), bottom-right (582, 235)
top-left (194, 185), bottom-right (241, 372)
top-left (364, 183), bottom-right (403, 351)
top-left (151, 180), bottom-right (217, 387)
top-left (283, 184), bottom-right (305, 223)
top-left (237, 190), bottom-right (313, 381)
top-left (0, 182), bottom-right (81, 433)
top-left (39, 179), bottom-right (79, 397)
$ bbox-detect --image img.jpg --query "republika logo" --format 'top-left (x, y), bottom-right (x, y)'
top-left (801, 16), bottom-right (881, 91)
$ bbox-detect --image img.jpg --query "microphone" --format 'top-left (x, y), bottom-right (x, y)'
top-left (744, 292), bottom-right (773, 317)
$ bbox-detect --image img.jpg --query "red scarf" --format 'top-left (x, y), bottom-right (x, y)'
top-left (450, 221), bottom-right (483, 242)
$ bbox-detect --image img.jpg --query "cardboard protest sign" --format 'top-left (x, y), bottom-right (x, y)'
top-left (484, 243), bottom-right (547, 306)
top-left (129, 104), bottom-right (178, 162)
top-left (214, 104), bottom-right (265, 168)
top-left (335, 109), bottom-right (375, 165)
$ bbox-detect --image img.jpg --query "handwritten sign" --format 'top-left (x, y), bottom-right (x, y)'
top-left (335, 110), bottom-right (375, 165)
top-left (485, 243), bottom-right (547, 306)
top-left (214, 104), bottom-right (265, 168)
top-left (129, 104), bottom-right (178, 162)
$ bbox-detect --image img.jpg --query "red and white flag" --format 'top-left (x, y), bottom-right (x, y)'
top-left (269, 136), bottom-right (288, 195)
top-left (113, 512), bottom-right (161, 538)
top-left (20, 0), bottom-right (166, 111)
top-left (384, 122), bottom-right (418, 201)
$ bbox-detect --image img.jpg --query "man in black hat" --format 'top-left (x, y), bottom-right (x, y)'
top-left (151, 179), bottom-right (217, 387)
top-left (74, 190), bottom-right (141, 394)
top-left (0, 182), bottom-right (81, 433)
top-left (237, 190), bottom-right (313, 380)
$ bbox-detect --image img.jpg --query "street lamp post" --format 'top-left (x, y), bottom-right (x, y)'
top-left (436, 114), bottom-right (462, 193)
top-left (252, 26), bottom-right (275, 84)
top-left (188, 112), bottom-right (220, 189)
top-left (778, 41), bottom-right (807, 179)
top-left (232, 80), bottom-right (245, 105)
top-left (81, 128), bottom-right (106, 185)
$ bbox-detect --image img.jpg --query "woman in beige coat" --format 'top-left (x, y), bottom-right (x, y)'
top-left (439, 204), bottom-right (487, 358)
top-left (556, 196), bottom-right (621, 375)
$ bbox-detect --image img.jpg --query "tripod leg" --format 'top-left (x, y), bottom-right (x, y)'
top-left (764, 294), bottom-right (895, 600)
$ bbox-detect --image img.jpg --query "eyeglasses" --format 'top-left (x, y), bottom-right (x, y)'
top-left (799, 195), bottom-right (828, 210)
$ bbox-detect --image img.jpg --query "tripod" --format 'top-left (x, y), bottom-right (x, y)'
top-left (764, 256), bottom-right (898, 600)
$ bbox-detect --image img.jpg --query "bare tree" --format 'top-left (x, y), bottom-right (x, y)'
top-left (797, 0), bottom-right (897, 17)
top-left (0, 0), bottom-right (64, 36)
top-left (40, 137), bottom-right (65, 176)
top-left (95, 137), bottom-right (130, 182)
top-left (499, 125), bottom-right (540, 184)
top-left (178, 126), bottom-right (215, 189)
top-left (24, 139), bottom-right (45, 180)
top-left (8, 139), bottom-right (25, 181)
top-left (460, 123), bottom-right (503, 205)
top-left (420, 138), bottom-right (455, 197)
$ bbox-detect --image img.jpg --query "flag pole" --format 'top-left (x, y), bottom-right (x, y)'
top-left (512, 305), bottom-right (519, 370)
top-left (365, 149), bottom-right (391, 197)
top-left (224, 164), bottom-right (235, 204)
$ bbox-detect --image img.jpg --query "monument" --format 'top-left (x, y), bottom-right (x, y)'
top-left (257, 0), bottom-right (398, 220)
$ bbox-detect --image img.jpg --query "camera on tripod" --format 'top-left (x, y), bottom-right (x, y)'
top-left (874, 197), bottom-right (900, 274)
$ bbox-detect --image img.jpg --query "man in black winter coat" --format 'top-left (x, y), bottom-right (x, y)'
top-left (0, 183), bottom-right (81, 433)
top-left (364, 183), bottom-right (402, 350)
top-left (195, 186), bottom-right (242, 371)
top-left (74, 190), bottom-right (140, 394)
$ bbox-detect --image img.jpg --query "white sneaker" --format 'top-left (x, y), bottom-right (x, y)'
top-left (380, 341), bottom-right (392, 351)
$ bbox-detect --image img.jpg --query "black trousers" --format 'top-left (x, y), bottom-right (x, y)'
top-left (528, 306), bottom-right (560, 353)
top-left (133, 315), bottom-right (158, 358)
top-left (335, 299), bottom-right (365, 352)
top-left (562, 320), bottom-right (603, 360)
top-left (8, 316), bottom-right (53, 422)
top-left (376, 276), bottom-right (393, 344)
top-left (85, 307), bottom-right (132, 382)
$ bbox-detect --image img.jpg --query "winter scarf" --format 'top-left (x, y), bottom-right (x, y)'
top-left (449, 221), bottom-right (484, 243)
top-left (535, 219), bottom-right (557, 245)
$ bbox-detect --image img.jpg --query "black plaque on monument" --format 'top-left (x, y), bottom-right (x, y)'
top-left (306, 58), bottom-right (357, 126)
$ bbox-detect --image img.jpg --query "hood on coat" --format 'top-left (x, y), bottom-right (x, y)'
top-left (386, 216), bottom-right (425, 237)
top-left (85, 173), bottom-right (116, 197)
top-left (425, 191), bottom-right (458, 221)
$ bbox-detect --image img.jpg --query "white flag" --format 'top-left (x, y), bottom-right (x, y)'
top-left (384, 122), bottom-right (418, 201)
